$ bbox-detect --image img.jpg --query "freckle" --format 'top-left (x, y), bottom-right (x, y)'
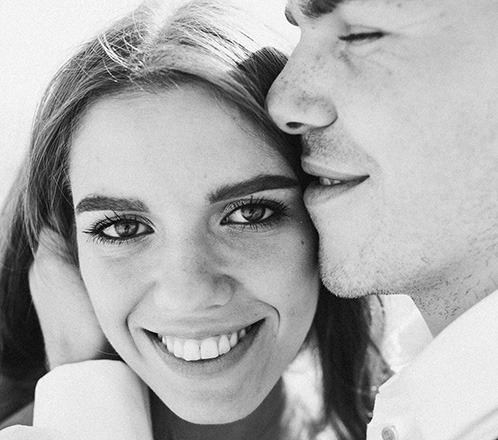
top-left (301, 240), bottom-right (305, 245)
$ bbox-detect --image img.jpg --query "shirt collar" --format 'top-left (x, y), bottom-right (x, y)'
top-left (370, 290), bottom-right (498, 440)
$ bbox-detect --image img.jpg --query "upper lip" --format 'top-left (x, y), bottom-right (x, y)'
top-left (147, 318), bottom-right (263, 340)
top-left (301, 158), bottom-right (369, 182)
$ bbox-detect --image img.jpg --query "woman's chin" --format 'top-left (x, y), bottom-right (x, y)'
top-left (180, 410), bottom-right (252, 425)
top-left (161, 392), bottom-right (264, 425)
top-left (153, 377), bottom-right (286, 428)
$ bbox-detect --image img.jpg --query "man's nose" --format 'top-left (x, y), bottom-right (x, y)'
top-left (150, 237), bottom-right (236, 313)
top-left (266, 44), bottom-right (338, 135)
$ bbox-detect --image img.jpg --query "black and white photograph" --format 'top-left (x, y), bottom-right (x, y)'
top-left (0, 1), bottom-right (496, 439)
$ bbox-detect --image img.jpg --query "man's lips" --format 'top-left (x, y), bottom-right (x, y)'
top-left (301, 158), bottom-right (370, 186)
top-left (301, 158), bottom-right (370, 205)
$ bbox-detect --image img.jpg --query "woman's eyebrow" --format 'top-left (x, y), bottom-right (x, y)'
top-left (75, 176), bottom-right (298, 213)
top-left (75, 196), bottom-right (149, 214)
top-left (209, 174), bottom-right (299, 203)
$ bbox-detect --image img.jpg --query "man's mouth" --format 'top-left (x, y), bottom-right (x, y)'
top-left (301, 158), bottom-right (369, 204)
top-left (302, 158), bottom-right (369, 185)
top-left (317, 175), bottom-right (369, 187)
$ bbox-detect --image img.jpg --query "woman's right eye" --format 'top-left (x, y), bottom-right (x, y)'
top-left (101, 220), bottom-right (151, 238)
top-left (83, 214), bottom-right (154, 245)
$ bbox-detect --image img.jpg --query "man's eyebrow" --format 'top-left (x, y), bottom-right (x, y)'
top-left (293, 0), bottom-right (345, 20)
top-left (75, 196), bottom-right (149, 214)
top-left (285, 6), bottom-right (299, 26)
top-left (209, 175), bottom-right (299, 204)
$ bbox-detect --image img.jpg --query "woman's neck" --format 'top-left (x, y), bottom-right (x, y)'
top-left (151, 379), bottom-right (290, 440)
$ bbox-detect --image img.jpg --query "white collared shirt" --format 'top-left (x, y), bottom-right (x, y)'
top-left (367, 290), bottom-right (498, 440)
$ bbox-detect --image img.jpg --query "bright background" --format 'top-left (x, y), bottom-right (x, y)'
top-left (0, 0), bottom-right (297, 203)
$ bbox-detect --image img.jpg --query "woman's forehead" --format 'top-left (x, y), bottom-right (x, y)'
top-left (69, 88), bottom-right (293, 205)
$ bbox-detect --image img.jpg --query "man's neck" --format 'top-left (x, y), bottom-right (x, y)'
top-left (411, 265), bottom-right (497, 336)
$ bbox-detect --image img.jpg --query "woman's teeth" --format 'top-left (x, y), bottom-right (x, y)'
top-left (158, 326), bottom-right (250, 362)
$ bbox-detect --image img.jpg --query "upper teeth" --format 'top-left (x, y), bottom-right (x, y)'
top-left (319, 177), bottom-right (343, 186)
top-left (158, 326), bottom-right (250, 362)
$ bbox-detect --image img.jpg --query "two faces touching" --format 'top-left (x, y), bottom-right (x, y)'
top-left (10, 1), bottom-right (378, 436)
top-left (3, 0), bottom-right (449, 438)
top-left (24, 0), bottom-right (497, 438)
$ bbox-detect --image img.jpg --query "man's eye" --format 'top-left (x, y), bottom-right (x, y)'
top-left (339, 31), bottom-right (384, 45)
top-left (223, 205), bottom-right (274, 224)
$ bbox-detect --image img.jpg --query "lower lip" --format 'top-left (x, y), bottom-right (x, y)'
top-left (149, 320), bottom-right (266, 378)
top-left (304, 178), bottom-right (368, 207)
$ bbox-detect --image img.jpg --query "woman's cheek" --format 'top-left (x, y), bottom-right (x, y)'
top-left (281, 214), bottom-right (319, 278)
top-left (78, 249), bottom-right (150, 335)
top-left (280, 220), bottom-right (320, 311)
top-left (253, 223), bottom-right (319, 306)
top-left (285, 233), bottom-right (320, 305)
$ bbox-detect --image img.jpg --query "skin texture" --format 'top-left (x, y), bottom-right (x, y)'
top-left (267, 0), bottom-right (498, 335)
top-left (69, 87), bottom-right (319, 428)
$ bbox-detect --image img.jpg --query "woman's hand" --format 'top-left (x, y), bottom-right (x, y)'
top-left (29, 229), bottom-right (114, 370)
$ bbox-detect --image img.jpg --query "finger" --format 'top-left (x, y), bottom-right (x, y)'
top-left (28, 228), bottom-right (109, 368)
top-left (35, 228), bottom-right (73, 265)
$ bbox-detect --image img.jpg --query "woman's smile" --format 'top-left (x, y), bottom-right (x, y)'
top-left (147, 319), bottom-right (267, 376)
top-left (156, 321), bottom-right (256, 361)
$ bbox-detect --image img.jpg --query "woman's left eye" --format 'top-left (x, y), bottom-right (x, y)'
top-left (223, 205), bottom-right (274, 225)
top-left (221, 198), bottom-right (288, 229)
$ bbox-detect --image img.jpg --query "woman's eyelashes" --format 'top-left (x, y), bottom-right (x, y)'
top-left (220, 196), bottom-right (289, 231)
top-left (83, 212), bottom-right (154, 245)
top-left (82, 197), bottom-right (290, 245)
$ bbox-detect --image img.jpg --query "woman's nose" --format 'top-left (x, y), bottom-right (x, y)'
top-left (151, 239), bottom-right (236, 313)
top-left (266, 45), bottom-right (338, 135)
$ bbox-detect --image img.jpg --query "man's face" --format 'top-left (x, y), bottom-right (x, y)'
top-left (267, 0), bottom-right (498, 303)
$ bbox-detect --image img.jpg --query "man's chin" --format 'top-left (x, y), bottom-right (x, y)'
top-left (321, 277), bottom-right (371, 298)
top-left (319, 262), bottom-right (395, 299)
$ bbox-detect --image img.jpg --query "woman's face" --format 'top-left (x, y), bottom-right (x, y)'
top-left (70, 87), bottom-right (319, 424)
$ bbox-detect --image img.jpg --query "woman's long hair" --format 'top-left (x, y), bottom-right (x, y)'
top-left (0, 1), bottom-right (387, 437)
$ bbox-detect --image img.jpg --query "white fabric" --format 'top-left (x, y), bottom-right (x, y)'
top-left (379, 295), bottom-right (432, 373)
top-left (33, 360), bottom-right (153, 440)
top-left (0, 425), bottom-right (65, 440)
top-left (367, 290), bottom-right (498, 440)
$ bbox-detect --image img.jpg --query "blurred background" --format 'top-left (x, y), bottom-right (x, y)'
top-left (0, 0), bottom-right (297, 204)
